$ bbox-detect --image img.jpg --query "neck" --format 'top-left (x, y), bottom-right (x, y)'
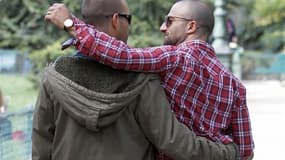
top-left (185, 34), bottom-right (208, 42)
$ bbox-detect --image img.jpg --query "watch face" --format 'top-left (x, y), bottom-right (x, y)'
top-left (64, 19), bottom-right (73, 28)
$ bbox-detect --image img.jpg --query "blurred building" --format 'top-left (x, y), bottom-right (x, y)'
top-left (0, 49), bottom-right (32, 74)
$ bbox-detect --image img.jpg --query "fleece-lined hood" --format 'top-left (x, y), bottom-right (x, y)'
top-left (44, 56), bottom-right (150, 132)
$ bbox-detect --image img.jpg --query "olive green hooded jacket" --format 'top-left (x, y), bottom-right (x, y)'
top-left (32, 56), bottom-right (238, 160)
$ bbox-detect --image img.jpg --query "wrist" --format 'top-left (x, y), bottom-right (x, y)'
top-left (67, 26), bottom-right (76, 37)
top-left (63, 18), bottom-right (76, 37)
top-left (63, 18), bottom-right (74, 31)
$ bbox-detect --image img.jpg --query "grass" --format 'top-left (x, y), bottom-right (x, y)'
top-left (0, 74), bottom-right (38, 112)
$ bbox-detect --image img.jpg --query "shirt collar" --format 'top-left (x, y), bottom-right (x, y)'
top-left (178, 40), bottom-right (216, 56)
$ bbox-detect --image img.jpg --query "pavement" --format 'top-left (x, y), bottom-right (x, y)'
top-left (243, 80), bottom-right (285, 160)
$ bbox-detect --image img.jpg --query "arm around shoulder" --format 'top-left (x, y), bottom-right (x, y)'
top-left (136, 75), bottom-right (239, 160)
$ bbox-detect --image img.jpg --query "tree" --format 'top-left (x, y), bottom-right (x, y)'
top-left (128, 0), bottom-right (175, 47)
top-left (0, 0), bottom-right (81, 72)
top-left (252, 0), bottom-right (285, 52)
top-left (227, 0), bottom-right (285, 52)
top-left (1, 0), bottom-right (284, 84)
top-left (0, 0), bottom-right (79, 49)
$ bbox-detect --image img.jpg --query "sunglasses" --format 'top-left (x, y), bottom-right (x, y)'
top-left (164, 16), bottom-right (193, 27)
top-left (105, 13), bottom-right (132, 25)
top-left (118, 13), bottom-right (132, 25)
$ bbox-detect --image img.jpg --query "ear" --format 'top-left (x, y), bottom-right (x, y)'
top-left (111, 13), bottom-right (119, 30)
top-left (186, 21), bottom-right (198, 34)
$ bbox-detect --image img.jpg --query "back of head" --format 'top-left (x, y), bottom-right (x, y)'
top-left (81, 0), bottom-right (130, 42)
top-left (176, 0), bottom-right (214, 36)
top-left (81, 0), bottom-right (127, 29)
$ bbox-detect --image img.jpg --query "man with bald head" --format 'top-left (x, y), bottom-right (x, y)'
top-left (46, 0), bottom-right (254, 159)
top-left (161, 0), bottom-right (214, 45)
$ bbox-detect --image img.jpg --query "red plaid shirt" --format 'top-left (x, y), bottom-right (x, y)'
top-left (71, 16), bottom-right (254, 159)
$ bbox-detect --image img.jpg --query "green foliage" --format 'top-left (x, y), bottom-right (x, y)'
top-left (0, 0), bottom-right (80, 94)
top-left (0, 0), bottom-right (81, 89)
top-left (230, 0), bottom-right (285, 52)
top-left (29, 38), bottom-right (75, 72)
top-left (127, 0), bottom-right (175, 47)
top-left (252, 0), bottom-right (285, 52)
top-left (254, 0), bottom-right (285, 25)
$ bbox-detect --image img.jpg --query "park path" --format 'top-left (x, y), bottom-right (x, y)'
top-left (243, 80), bottom-right (285, 160)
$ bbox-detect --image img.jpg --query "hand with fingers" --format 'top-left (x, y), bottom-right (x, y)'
top-left (45, 3), bottom-right (72, 30)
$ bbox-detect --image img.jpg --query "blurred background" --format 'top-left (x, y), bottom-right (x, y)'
top-left (0, 0), bottom-right (284, 159)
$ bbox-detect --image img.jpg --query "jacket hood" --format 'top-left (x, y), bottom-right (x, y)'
top-left (44, 56), bottom-right (150, 132)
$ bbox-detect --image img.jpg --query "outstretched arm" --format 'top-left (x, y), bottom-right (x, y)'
top-left (45, 3), bottom-right (181, 73)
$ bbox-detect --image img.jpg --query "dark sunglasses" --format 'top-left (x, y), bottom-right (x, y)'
top-left (164, 16), bottom-right (193, 27)
top-left (118, 13), bottom-right (132, 25)
top-left (105, 13), bottom-right (132, 25)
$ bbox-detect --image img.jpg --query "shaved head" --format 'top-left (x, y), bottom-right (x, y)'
top-left (172, 0), bottom-right (214, 35)
top-left (81, 0), bottom-right (129, 27)
top-left (81, 0), bottom-right (130, 43)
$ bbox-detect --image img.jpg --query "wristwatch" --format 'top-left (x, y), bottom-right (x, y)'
top-left (63, 19), bottom-right (74, 32)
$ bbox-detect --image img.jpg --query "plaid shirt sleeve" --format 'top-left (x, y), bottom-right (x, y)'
top-left (71, 16), bottom-right (180, 73)
top-left (231, 86), bottom-right (254, 160)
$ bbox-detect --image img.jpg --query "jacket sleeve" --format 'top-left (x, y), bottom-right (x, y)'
top-left (32, 75), bottom-right (55, 160)
top-left (136, 76), bottom-right (239, 160)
